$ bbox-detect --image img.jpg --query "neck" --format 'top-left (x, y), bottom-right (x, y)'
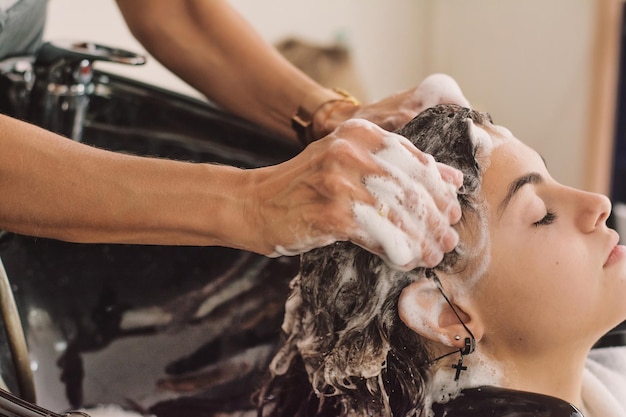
top-left (478, 341), bottom-right (591, 408)
top-left (427, 338), bottom-right (594, 410)
top-left (501, 355), bottom-right (585, 406)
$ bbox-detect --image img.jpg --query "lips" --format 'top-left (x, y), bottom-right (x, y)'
top-left (604, 231), bottom-right (623, 267)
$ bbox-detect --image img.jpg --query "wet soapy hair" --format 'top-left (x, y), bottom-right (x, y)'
top-left (257, 104), bottom-right (493, 417)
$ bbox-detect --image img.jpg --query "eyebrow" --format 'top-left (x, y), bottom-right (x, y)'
top-left (497, 172), bottom-right (544, 217)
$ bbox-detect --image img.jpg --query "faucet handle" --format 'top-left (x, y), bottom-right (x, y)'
top-left (35, 41), bottom-right (146, 67)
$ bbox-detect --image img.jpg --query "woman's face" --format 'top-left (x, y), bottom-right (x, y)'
top-left (470, 126), bottom-right (626, 357)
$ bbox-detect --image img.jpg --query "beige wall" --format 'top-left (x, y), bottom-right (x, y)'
top-left (422, 1), bottom-right (598, 190)
top-left (44, 1), bottom-right (426, 101)
top-left (44, 0), bottom-right (617, 190)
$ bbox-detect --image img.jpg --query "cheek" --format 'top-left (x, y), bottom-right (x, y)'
top-left (478, 238), bottom-right (593, 334)
top-left (492, 227), bottom-right (587, 292)
top-left (524, 232), bottom-right (594, 297)
top-left (490, 241), bottom-right (574, 300)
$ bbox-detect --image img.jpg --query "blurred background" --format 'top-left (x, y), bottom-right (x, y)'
top-left (44, 0), bottom-right (623, 195)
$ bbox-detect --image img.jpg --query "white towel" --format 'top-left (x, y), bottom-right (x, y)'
top-left (582, 347), bottom-right (626, 417)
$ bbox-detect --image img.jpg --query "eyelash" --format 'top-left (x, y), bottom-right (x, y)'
top-left (534, 210), bottom-right (557, 227)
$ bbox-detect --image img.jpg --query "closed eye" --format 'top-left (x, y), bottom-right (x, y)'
top-left (534, 211), bottom-right (556, 227)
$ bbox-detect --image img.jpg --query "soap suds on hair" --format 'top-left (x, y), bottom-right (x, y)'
top-left (466, 118), bottom-right (506, 172)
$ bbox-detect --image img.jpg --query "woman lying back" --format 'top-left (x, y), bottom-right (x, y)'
top-left (257, 104), bottom-right (626, 417)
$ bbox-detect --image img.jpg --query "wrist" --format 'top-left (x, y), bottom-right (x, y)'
top-left (291, 87), bottom-right (360, 146)
top-left (197, 164), bottom-right (257, 251)
top-left (312, 98), bottom-right (359, 138)
top-left (209, 165), bottom-right (276, 256)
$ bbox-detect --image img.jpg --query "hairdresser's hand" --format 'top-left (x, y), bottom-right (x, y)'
top-left (246, 118), bottom-right (463, 271)
top-left (356, 73), bottom-right (471, 132)
top-left (322, 73), bottom-right (471, 136)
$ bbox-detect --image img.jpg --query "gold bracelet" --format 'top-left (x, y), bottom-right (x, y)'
top-left (292, 88), bottom-right (360, 146)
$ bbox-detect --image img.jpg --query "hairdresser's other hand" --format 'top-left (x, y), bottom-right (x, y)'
top-left (321, 73), bottom-right (471, 136)
top-left (245, 118), bottom-right (462, 271)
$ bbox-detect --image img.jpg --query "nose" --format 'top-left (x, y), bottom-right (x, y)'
top-left (574, 190), bottom-right (611, 232)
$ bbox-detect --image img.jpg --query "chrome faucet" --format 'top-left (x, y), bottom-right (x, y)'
top-left (26, 41), bottom-right (146, 141)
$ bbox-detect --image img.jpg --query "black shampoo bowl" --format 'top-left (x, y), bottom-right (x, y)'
top-left (0, 41), bottom-right (300, 416)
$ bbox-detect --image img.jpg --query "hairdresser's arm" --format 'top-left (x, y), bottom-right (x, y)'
top-left (0, 115), bottom-right (460, 269)
top-left (115, 0), bottom-right (466, 143)
top-left (115, 0), bottom-right (330, 141)
top-left (0, 114), bottom-right (247, 247)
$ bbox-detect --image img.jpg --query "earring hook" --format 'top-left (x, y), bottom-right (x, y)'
top-left (425, 269), bottom-right (476, 380)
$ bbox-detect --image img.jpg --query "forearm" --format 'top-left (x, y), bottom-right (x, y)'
top-left (116, 0), bottom-right (335, 141)
top-left (0, 115), bottom-right (260, 251)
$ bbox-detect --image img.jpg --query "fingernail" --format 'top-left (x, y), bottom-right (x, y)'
top-left (427, 250), bottom-right (444, 267)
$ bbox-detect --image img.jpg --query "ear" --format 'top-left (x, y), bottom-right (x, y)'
top-left (398, 276), bottom-right (483, 350)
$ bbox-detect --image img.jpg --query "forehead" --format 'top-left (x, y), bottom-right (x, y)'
top-left (479, 131), bottom-right (545, 208)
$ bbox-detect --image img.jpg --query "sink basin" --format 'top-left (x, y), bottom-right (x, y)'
top-left (0, 43), bottom-right (301, 416)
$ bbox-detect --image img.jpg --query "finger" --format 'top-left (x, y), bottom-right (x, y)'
top-left (436, 162), bottom-right (464, 189)
top-left (389, 131), bottom-right (435, 166)
top-left (322, 121), bottom-right (462, 269)
top-left (399, 185), bottom-right (459, 265)
top-left (369, 136), bottom-right (461, 227)
top-left (403, 155), bottom-right (460, 225)
top-left (418, 218), bottom-right (459, 268)
top-left (352, 201), bottom-right (458, 271)
top-left (332, 118), bottom-right (390, 151)
top-left (351, 174), bottom-right (459, 270)
top-left (351, 201), bottom-right (419, 269)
